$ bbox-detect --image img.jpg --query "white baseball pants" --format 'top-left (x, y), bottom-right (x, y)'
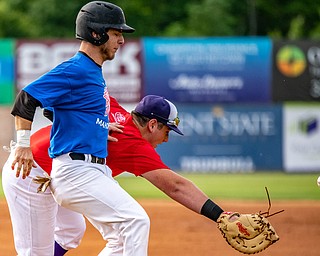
top-left (2, 150), bottom-right (86, 256)
top-left (50, 154), bottom-right (150, 256)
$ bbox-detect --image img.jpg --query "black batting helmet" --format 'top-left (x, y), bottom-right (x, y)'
top-left (75, 1), bottom-right (135, 46)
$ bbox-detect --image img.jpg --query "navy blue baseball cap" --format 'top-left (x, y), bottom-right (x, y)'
top-left (135, 95), bottom-right (183, 135)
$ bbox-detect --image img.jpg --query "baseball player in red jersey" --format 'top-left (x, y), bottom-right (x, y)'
top-left (3, 95), bottom-right (225, 255)
top-left (108, 96), bottom-right (223, 225)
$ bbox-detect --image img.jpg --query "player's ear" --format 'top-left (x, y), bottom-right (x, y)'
top-left (148, 119), bottom-right (157, 132)
top-left (91, 31), bottom-right (102, 40)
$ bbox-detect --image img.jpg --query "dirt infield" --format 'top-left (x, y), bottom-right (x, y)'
top-left (1, 199), bottom-right (319, 256)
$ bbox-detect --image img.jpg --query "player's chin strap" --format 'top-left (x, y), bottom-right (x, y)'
top-left (259, 187), bottom-right (284, 218)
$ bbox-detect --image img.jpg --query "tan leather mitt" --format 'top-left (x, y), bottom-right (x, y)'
top-left (217, 211), bottom-right (279, 254)
top-left (32, 172), bottom-right (52, 193)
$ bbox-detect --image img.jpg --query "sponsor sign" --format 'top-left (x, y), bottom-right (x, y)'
top-left (283, 103), bottom-right (320, 172)
top-left (143, 37), bottom-right (272, 103)
top-left (103, 39), bottom-right (142, 102)
top-left (272, 40), bottom-right (320, 101)
top-left (0, 39), bottom-right (15, 104)
top-left (156, 104), bottom-right (282, 172)
top-left (15, 39), bottom-right (142, 102)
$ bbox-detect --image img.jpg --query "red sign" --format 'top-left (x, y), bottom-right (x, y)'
top-left (15, 39), bottom-right (142, 103)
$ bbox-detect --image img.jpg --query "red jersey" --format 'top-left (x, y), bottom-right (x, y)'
top-left (107, 97), bottom-right (168, 176)
top-left (30, 96), bottom-right (168, 176)
top-left (31, 125), bottom-right (52, 174)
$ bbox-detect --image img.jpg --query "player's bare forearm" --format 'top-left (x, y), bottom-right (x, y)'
top-left (15, 116), bottom-right (32, 130)
top-left (142, 169), bottom-right (208, 213)
top-left (11, 116), bottom-right (35, 179)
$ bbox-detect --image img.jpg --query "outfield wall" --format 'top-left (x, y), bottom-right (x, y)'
top-left (156, 103), bottom-right (320, 173)
top-left (0, 38), bottom-right (319, 172)
top-left (2, 103), bottom-right (319, 173)
top-left (156, 103), bottom-right (283, 172)
top-left (283, 103), bottom-right (320, 172)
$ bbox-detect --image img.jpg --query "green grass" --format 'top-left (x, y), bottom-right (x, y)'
top-left (1, 172), bottom-right (319, 200)
top-left (114, 172), bottom-right (320, 201)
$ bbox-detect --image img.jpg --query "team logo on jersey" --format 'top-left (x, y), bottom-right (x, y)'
top-left (111, 112), bottom-right (127, 124)
top-left (104, 86), bottom-right (110, 117)
top-left (96, 118), bottom-right (109, 129)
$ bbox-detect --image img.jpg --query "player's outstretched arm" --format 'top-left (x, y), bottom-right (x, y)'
top-left (142, 169), bottom-right (223, 222)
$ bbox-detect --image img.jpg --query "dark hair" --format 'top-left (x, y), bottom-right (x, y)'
top-left (131, 110), bottom-right (164, 130)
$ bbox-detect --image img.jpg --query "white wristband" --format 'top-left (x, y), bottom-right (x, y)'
top-left (16, 130), bottom-right (31, 147)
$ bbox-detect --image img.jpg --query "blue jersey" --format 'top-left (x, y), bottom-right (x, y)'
top-left (24, 52), bottom-right (110, 158)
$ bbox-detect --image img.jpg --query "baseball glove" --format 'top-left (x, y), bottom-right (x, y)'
top-left (32, 172), bottom-right (52, 193)
top-left (217, 187), bottom-right (283, 254)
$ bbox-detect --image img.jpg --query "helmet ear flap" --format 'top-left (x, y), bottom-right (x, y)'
top-left (90, 28), bottom-right (109, 46)
top-left (75, 1), bottom-right (134, 46)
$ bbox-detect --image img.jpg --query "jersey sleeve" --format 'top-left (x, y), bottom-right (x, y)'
top-left (23, 70), bottom-right (71, 108)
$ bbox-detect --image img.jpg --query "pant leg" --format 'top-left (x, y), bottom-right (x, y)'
top-left (50, 154), bottom-right (150, 256)
top-left (54, 205), bottom-right (86, 250)
top-left (2, 151), bottom-right (57, 256)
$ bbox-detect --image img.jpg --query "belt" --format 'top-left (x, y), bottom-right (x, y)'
top-left (69, 153), bottom-right (105, 165)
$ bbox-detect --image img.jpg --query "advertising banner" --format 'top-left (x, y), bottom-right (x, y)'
top-left (283, 103), bottom-right (320, 172)
top-left (15, 39), bottom-right (142, 103)
top-left (272, 40), bottom-right (320, 101)
top-left (143, 37), bottom-right (272, 103)
top-left (156, 104), bottom-right (282, 172)
top-left (0, 39), bottom-right (15, 104)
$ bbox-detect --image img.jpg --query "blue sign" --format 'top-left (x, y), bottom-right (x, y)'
top-left (0, 39), bottom-right (15, 104)
top-left (143, 37), bottom-right (272, 103)
top-left (0, 40), bottom-right (14, 82)
top-left (156, 104), bottom-right (282, 172)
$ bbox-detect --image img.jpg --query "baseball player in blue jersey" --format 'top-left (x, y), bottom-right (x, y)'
top-left (10, 1), bottom-right (150, 255)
